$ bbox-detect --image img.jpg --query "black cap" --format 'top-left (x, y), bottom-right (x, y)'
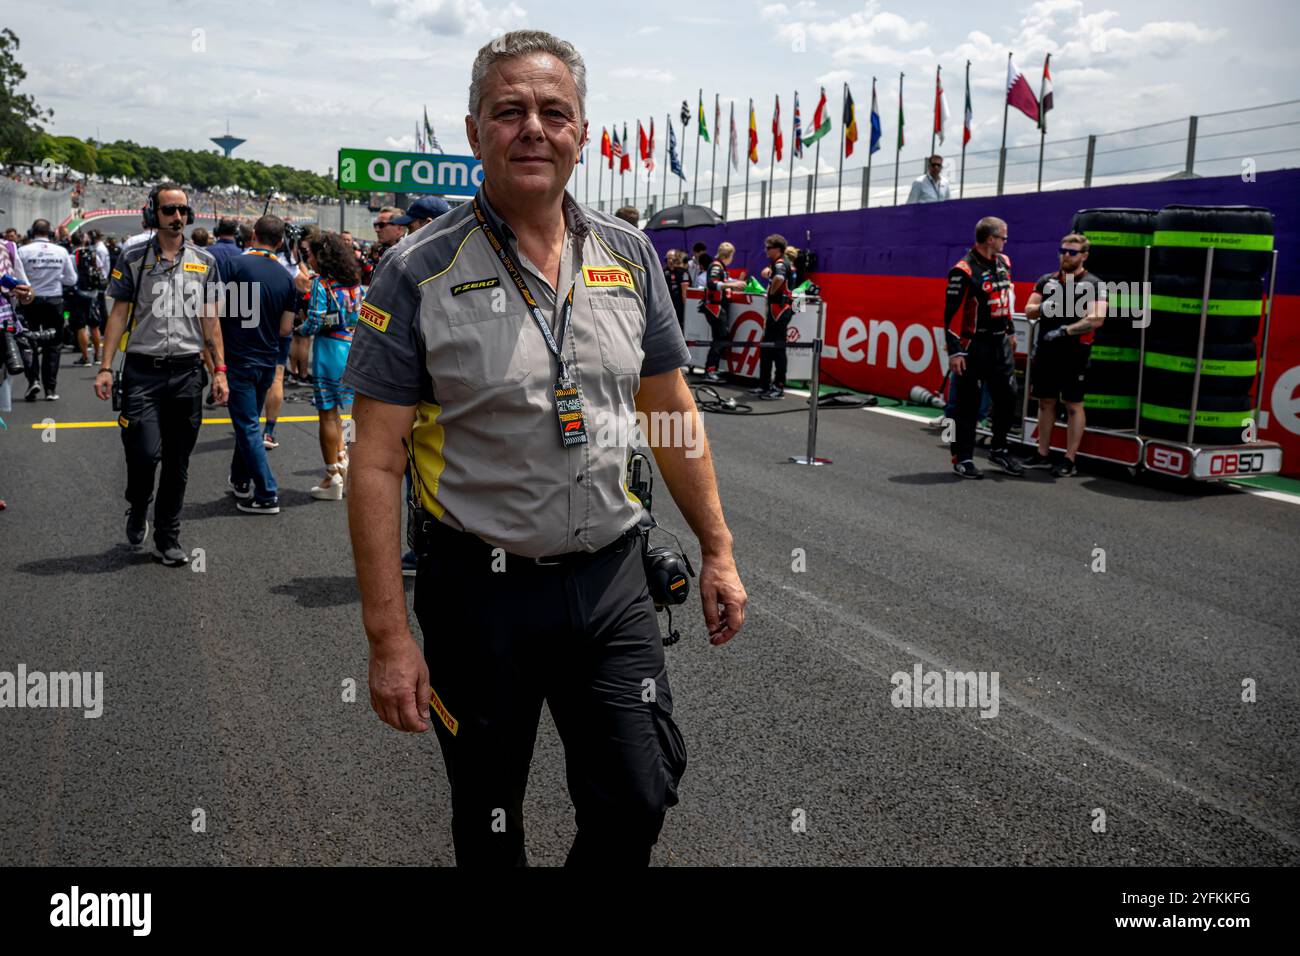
top-left (392, 195), bottom-right (451, 225)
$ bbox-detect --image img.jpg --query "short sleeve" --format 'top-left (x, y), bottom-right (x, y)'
top-left (635, 236), bottom-right (689, 376)
top-left (342, 255), bottom-right (426, 405)
top-left (106, 249), bottom-right (138, 301)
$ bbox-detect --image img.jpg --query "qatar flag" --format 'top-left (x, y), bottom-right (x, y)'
top-left (1006, 55), bottom-right (1039, 123)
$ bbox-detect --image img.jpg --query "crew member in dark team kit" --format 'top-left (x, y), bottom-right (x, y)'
top-left (344, 30), bottom-right (747, 868)
top-left (944, 216), bottom-right (1024, 479)
top-left (751, 233), bottom-right (793, 400)
top-left (95, 184), bottom-right (227, 565)
top-left (702, 242), bottom-right (746, 383)
top-left (663, 250), bottom-right (688, 332)
top-left (1021, 232), bottom-right (1108, 478)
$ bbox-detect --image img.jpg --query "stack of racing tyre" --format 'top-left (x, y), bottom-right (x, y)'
top-left (1138, 205), bottom-right (1274, 445)
top-left (1071, 208), bottom-right (1156, 428)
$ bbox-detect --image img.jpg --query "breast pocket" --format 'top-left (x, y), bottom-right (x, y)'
top-left (591, 296), bottom-right (644, 376)
top-left (444, 302), bottom-right (542, 391)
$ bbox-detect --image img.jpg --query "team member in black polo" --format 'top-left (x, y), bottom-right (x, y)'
top-left (96, 183), bottom-right (226, 566)
top-left (344, 29), bottom-right (747, 867)
top-left (944, 216), bottom-right (1024, 479)
top-left (702, 242), bottom-right (746, 383)
top-left (752, 233), bottom-right (793, 400)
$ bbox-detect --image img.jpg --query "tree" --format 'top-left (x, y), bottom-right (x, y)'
top-left (0, 29), bottom-right (50, 162)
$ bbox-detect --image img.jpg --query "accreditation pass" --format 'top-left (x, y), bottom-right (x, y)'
top-left (554, 381), bottom-right (588, 447)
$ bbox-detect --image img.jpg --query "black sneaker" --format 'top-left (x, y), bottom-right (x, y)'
top-left (401, 550), bottom-right (419, 577)
top-left (953, 459), bottom-right (983, 479)
top-left (760, 386), bottom-right (785, 401)
top-left (704, 370), bottom-right (724, 383)
top-left (44, 392), bottom-right (59, 401)
top-left (154, 542), bottom-right (188, 567)
top-left (747, 386), bottom-right (767, 396)
top-left (1052, 458), bottom-right (1078, 478)
top-left (125, 509), bottom-right (148, 549)
top-left (1021, 451), bottom-right (1054, 470)
top-left (73, 357), bottom-right (92, 366)
top-left (228, 478), bottom-right (252, 500)
top-left (988, 449), bottom-right (1025, 476)
top-left (24, 383), bottom-right (40, 401)
top-left (237, 497), bottom-right (281, 515)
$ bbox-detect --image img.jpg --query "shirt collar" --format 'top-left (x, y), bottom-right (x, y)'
top-left (475, 186), bottom-right (590, 244)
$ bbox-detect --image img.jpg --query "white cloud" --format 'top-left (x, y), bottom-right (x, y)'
top-left (610, 67), bottom-right (675, 84)
top-left (369, 0), bottom-right (527, 36)
top-left (816, 69), bottom-right (854, 86)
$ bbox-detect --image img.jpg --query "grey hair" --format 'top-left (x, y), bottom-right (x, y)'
top-left (468, 30), bottom-right (587, 121)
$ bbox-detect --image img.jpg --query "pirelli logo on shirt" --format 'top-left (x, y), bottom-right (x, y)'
top-left (359, 301), bottom-right (391, 333)
top-left (429, 688), bottom-right (458, 736)
top-left (183, 262), bottom-right (207, 274)
top-left (110, 269), bottom-right (122, 280)
top-left (450, 277), bottom-right (500, 296)
top-left (582, 265), bottom-right (634, 290)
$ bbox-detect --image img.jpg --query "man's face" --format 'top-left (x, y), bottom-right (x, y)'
top-left (407, 217), bottom-right (433, 235)
top-left (988, 227), bottom-right (1008, 252)
top-left (467, 52), bottom-right (588, 202)
top-left (766, 244), bottom-right (783, 262)
top-left (1059, 244), bottom-right (1085, 272)
top-left (929, 158), bottom-right (944, 178)
top-left (156, 189), bottom-right (189, 235)
top-left (373, 212), bottom-right (402, 245)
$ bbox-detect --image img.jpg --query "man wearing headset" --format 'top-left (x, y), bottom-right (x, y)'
top-left (95, 183), bottom-right (227, 567)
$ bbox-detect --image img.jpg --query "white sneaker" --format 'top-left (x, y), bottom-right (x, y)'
top-left (310, 469), bottom-right (344, 500)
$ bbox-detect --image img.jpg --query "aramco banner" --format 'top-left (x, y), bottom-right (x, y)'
top-left (337, 148), bottom-right (484, 196)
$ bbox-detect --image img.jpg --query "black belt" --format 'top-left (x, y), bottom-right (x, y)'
top-left (428, 518), bottom-right (641, 568)
top-left (125, 352), bottom-right (203, 368)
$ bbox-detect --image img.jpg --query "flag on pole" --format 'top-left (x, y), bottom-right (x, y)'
top-left (668, 122), bottom-right (685, 180)
top-left (601, 127), bottom-right (613, 168)
top-left (843, 86), bottom-right (858, 157)
top-left (772, 95), bottom-right (783, 162)
top-left (793, 92), bottom-right (803, 158)
top-left (424, 106), bottom-right (442, 153)
top-left (620, 123), bottom-right (631, 172)
top-left (647, 117), bottom-right (656, 172)
top-left (698, 93), bottom-right (710, 143)
top-left (714, 97), bottom-right (721, 143)
top-left (729, 102), bottom-right (739, 170)
top-left (804, 87), bottom-right (831, 146)
top-left (963, 77), bottom-right (973, 145)
top-left (1038, 54), bottom-right (1054, 132)
top-left (612, 126), bottom-right (624, 172)
top-left (680, 100), bottom-right (690, 127)
top-left (934, 70), bottom-right (950, 146)
top-left (638, 120), bottom-right (649, 164)
top-left (870, 81), bottom-right (882, 154)
top-left (896, 80), bottom-right (905, 149)
top-left (1006, 54), bottom-right (1040, 122)
top-left (748, 100), bottom-right (759, 163)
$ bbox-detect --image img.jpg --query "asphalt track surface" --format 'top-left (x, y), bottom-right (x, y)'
top-left (1, 352), bottom-right (1297, 867)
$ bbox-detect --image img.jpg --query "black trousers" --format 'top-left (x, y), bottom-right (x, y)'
top-left (951, 334), bottom-right (1017, 463)
top-left (758, 304), bottom-right (793, 388)
top-left (703, 304), bottom-right (730, 371)
top-left (119, 354), bottom-right (205, 545)
top-left (20, 296), bottom-right (64, 392)
top-left (413, 523), bottom-right (687, 868)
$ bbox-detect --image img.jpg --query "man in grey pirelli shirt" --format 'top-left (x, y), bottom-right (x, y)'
top-left (343, 30), bottom-right (747, 867)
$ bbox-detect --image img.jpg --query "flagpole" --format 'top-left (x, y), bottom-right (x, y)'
top-left (724, 102), bottom-right (734, 220)
top-left (864, 77), bottom-right (875, 210)
top-left (744, 99), bottom-right (752, 219)
top-left (610, 129), bottom-right (615, 211)
top-left (787, 90), bottom-right (796, 215)
top-left (767, 96), bottom-right (777, 217)
top-left (679, 113), bottom-right (687, 206)
top-left (598, 137), bottom-right (604, 209)
top-left (692, 89), bottom-right (703, 205)
top-left (836, 83), bottom-right (846, 211)
top-left (633, 127), bottom-right (639, 212)
top-left (710, 94), bottom-right (719, 211)
top-left (960, 60), bottom-right (970, 199)
top-left (1036, 53), bottom-right (1050, 192)
top-left (585, 147), bottom-right (590, 204)
top-left (661, 113), bottom-right (669, 212)
top-left (893, 73), bottom-right (903, 206)
top-left (998, 52), bottom-right (1011, 196)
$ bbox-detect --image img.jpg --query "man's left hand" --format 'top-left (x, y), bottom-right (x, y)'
top-left (699, 553), bottom-right (747, 645)
top-left (1042, 327), bottom-right (1067, 343)
top-left (211, 371), bottom-right (228, 404)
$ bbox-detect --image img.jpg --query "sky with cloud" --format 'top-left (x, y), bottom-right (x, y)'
top-left (9, 0), bottom-right (1298, 184)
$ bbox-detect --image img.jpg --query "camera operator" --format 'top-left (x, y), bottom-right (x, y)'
top-left (17, 218), bottom-right (77, 401)
top-left (0, 234), bottom-right (35, 416)
top-left (94, 183), bottom-right (227, 567)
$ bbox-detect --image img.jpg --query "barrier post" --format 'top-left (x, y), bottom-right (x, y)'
top-left (790, 299), bottom-right (831, 466)
top-left (1187, 246), bottom-right (1214, 444)
top-left (1254, 249), bottom-right (1279, 426)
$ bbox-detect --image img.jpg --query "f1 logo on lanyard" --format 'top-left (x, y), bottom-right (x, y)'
top-left (471, 196), bottom-right (588, 449)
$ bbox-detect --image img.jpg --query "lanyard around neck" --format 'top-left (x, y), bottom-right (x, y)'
top-left (471, 195), bottom-right (576, 384)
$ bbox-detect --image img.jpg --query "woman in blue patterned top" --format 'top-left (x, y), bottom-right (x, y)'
top-left (297, 232), bottom-right (361, 500)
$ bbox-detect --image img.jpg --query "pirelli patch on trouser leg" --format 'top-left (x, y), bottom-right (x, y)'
top-left (450, 277), bottom-right (500, 296)
top-left (359, 302), bottom-right (391, 333)
top-left (429, 688), bottom-right (458, 736)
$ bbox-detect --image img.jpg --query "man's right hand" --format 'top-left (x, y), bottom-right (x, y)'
top-left (949, 355), bottom-right (966, 375)
top-left (368, 633), bottom-right (432, 733)
top-left (94, 369), bottom-right (113, 401)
